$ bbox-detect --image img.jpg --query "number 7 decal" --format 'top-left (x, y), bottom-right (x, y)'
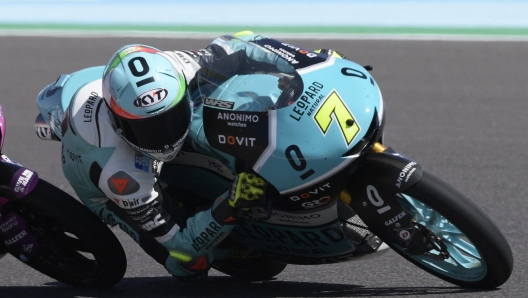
top-left (314, 90), bottom-right (360, 146)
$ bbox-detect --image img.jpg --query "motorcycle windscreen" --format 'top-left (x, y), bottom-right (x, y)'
top-left (195, 35), bottom-right (307, 111)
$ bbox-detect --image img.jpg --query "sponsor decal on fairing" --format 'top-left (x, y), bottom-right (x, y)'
top-left (10, 168), bottom-right (39, 199)
top-left (232, 219), bottom-right (353, 257)
top-left (289, 81), bottom-right (324, 122)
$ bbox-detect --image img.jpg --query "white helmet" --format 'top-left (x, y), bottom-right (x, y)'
top-left (102, 45), bottom-right (192, 161)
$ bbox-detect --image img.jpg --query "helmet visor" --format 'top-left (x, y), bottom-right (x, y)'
top-left (113, 97), bottom-right (192, 154)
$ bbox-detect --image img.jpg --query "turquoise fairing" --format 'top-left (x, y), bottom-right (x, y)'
top-left (258, 59), bottom-right (382, 193)
top-left (189, 57), bottom-right (383, 194)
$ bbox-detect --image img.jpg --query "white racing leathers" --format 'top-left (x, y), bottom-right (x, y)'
top-left (60, 79), bottom-right (231, 277)
top-left (58, 33), bottom-right (287, 277)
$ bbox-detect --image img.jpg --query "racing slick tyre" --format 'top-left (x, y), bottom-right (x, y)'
top-left (212, 253), bottom-right (287, 280)
top-left (385, 171), bottom-right (513, 288)
top-left (1, 179), bottom-right (127, 288)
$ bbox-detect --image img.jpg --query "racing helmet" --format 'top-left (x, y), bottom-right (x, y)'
top-left (102, 45), bottom-right (192, 162)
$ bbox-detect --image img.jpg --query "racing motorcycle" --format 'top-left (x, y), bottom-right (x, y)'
top-left (32, 35), bottom-right (513, 289)
top-left (0, 104), bottom-right (126, 288)
top-left (159, 36), bottom-right (513, 288)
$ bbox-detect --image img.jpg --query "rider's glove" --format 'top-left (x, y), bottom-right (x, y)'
top-left (212, 172), bottom-right (267, 223)
top-left (314, 49), bottom-right (347, 59)
top-left (228, 172), bottom-right (266, 209)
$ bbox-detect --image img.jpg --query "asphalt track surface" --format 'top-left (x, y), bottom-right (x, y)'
top-left (0, 36), bottom-right (527, 297)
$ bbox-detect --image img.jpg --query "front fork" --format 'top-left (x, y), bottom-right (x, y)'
top-left (338, 143), bottom-right (446, 257)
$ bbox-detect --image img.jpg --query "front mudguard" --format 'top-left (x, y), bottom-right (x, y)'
top-left (346, 147), bottom-right (424, 247)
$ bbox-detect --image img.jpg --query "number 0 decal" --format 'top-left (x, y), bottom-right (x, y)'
top-left (128, 57), bottom-right (155, 87)
top-left (314, 90), bottom-right (360, 146)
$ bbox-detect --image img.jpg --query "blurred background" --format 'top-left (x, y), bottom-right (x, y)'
top-left (1, 0), bottom-right (528, 295)
top-left (1, 0), bottom-right (528, 39)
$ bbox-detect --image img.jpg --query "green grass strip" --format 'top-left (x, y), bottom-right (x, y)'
top-left (2, 23), bottom-right (528, 36)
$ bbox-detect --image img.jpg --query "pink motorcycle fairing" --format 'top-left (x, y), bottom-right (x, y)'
top-left (0, 104), bottom-right (5, 151)
top-left (0, 104), bottom-right (39, 198)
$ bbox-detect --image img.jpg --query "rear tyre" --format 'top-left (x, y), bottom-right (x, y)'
top-left (212, 254), bottom-right (287, 280)
top-left (385, 171), bottom-right (513, 288)
top-left (1, 179), bottom-right (127, 288)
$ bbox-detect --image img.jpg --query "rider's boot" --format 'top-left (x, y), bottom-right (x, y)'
top-left (165, 250), bottom-right (213, 282)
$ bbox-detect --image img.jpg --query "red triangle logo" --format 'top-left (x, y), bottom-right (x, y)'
top-left (224, 216), bottom-right (236, 223)
top-left (111, 178), bottom-right (130, 194)
top-left (189, 256), bottom-right (208, 270)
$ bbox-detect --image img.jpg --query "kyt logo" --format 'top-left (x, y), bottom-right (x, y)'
top-left (133, 88), bottom-right (168, 107)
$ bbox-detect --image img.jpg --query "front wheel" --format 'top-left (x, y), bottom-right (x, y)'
top-left (1, 179), bottom-right (127, 288)
top-left (386, 171), bottom-right (513, 288)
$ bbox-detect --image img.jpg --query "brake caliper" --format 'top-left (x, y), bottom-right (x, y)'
top-left (405, 219), bottom-right (450, 260)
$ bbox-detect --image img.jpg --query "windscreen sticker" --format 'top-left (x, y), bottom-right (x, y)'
top-left (253, 39), bottom-right (327, 70)
top-left (203, 97), bottom-right (235, 110)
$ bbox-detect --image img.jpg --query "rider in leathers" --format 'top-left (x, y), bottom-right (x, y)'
top-left (35, 32), bottom-right (286, 281)
top-left (36, 31), bottom-right (344, 281)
